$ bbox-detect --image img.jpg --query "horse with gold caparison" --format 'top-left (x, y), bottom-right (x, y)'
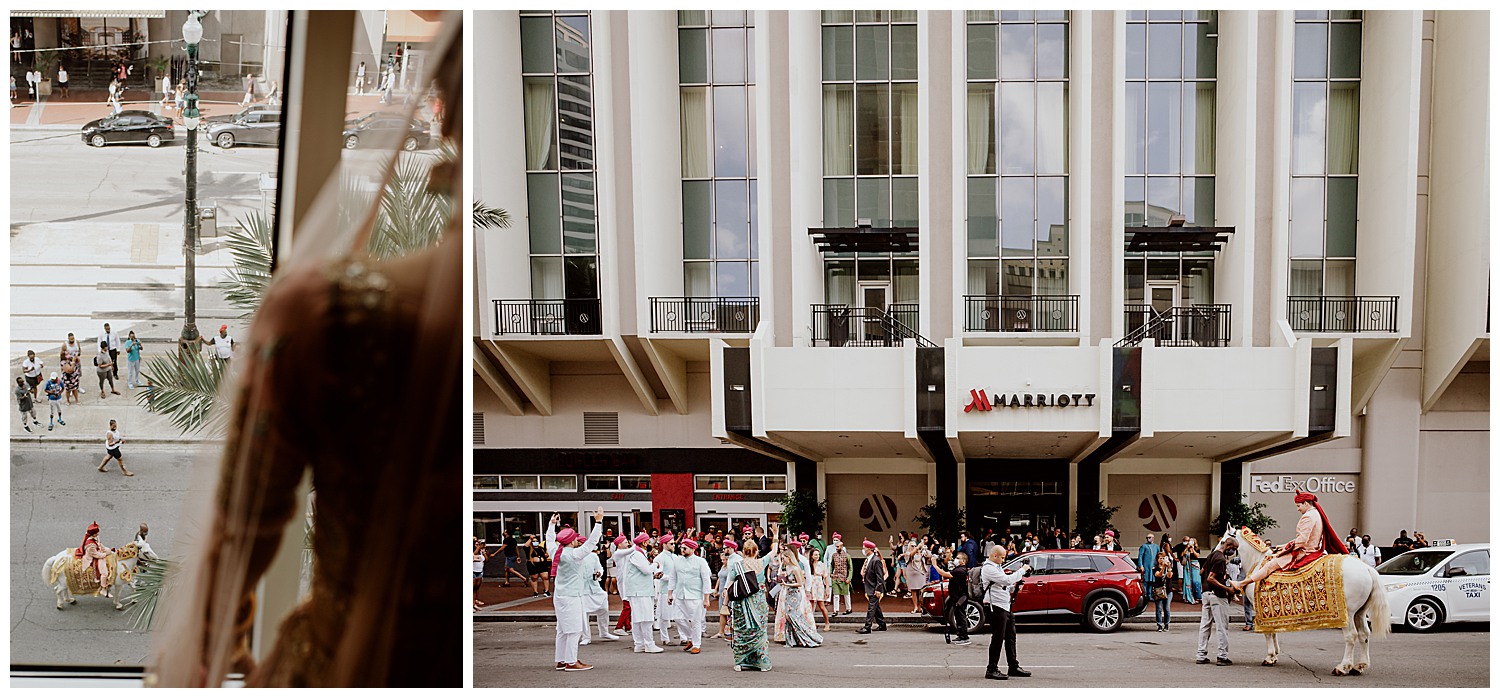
top-left (42, 540), bottom-right (153, 611)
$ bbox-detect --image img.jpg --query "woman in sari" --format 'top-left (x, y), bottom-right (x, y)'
top-left (722, 540), bottom-right (771, 672)
top-left (774, 548), bottom-right (823, 648)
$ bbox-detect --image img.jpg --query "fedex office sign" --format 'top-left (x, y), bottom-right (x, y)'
top-left (1251, 475), bottom-right (1356, 494)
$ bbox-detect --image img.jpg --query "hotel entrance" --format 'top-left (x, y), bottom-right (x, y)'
top-left (966, 459), bottom-right (1070, 539)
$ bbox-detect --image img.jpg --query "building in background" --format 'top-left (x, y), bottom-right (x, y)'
top-left (474, 10), bottom-right (1488, 551)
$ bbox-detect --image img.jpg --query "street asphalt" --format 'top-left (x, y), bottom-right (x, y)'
top-left (474, 619), bottom-right (1490, 688)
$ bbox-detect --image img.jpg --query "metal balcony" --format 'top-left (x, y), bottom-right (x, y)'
top-left (649, 297), bottom-right (760, 333)
top-left (493, 299), bottom-right (602, 336)
top-left (811, 303), bottom-right (934, 348)
top-left (1287, 296), bottom-right (1398, 333)
top-left (964, 295), bottom-right (1080, 332)
top-left (1118, 304), bottom-right (1232, 347)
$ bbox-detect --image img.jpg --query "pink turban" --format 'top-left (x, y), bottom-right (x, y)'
top-left (863, 539), bottom-right (877, 550)
top-left (832, 532), bottom-right (842, 540)
top-left (555, 527), bottom-right (579, 545)
top-left (613, 535), bottom-right (627, 547)
top-left (723, 540), bottom-right (739, 551)
top-left (658, 533), bottom-right (675, 545)
top-left (633, 532), bottom-right (650, 546)
top-left (681, 539), bottom-right (699, 551)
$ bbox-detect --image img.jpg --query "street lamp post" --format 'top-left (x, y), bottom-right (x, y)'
top-left (179, 11), bottom-right (203, 349)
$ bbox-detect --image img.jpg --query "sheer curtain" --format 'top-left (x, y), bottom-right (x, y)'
top-left (1194, 82), bottom-right (1216, 174)
top-left (680, 87), bottom-right (711, 178)
top-left (823, 85), bottom-right (853, 176)
top-left (523, 78), bottom-right (555, 170)
top-left (895, 83), bottom-right (919, 174)
top-left (1327, 83), bottom-right (1359, 174)
top-left (968, 84), bottom-right (995, 174)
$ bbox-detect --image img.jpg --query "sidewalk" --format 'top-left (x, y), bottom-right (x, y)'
top-left (12, 91), bottom-right (397, 129)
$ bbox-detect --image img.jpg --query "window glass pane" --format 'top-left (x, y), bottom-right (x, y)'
top-left (967, 10), bottom-right (997, 22)
top-left (556, 16), bottom-right (591, 73)
top-left (968, 259), bottom-right (999, 296)
top-left (1001, 177), bottom-right (1035, 256)
top-left (747, 27), bottom-right (756, 82)
top-left (1001, 10), bottom-right (1033, 21)
top-left (1291, 83), bottom-right (1327, 175)
top-left (683, 180), bottom-right (712, 258)
top-left (713, 86), bottom-right (749, 176)
top-left (824, 178), bottom-right (855, 227)
top-left (1124, 176), bottom-right (1146, 226)
top-left (1324, 259), bottom-right (1355, 296)
top-left (749, 179), bottom-right (758, 257)
top-left (1126, 23), bottom-right (1146, 79)
top-left (1147, 23), bottom-right (1182, 79)
top-left (891, 24), bottom-right (918, 80)
top-left (585, 475), bottom-right (618, 490)
top-left (894, 259), bottom-right (919, 305)
top-left (1036, 82), bottom-right (1066, 173)
top-left (679, 28), bottom-right (708, 83)
top-left (968, 23), bottom-right (998, 79)
top-left (999, 82), bottom-right (1035, 173)
top-left (521, 16), bottom-right (554, 73)
top-left (1181, 258), bottom-right (1214, 305)
top-left (715, 179), bottom-right (750, 258)
top-left (823, 25), bottom-right (853, 80)
top-left (823, 84), bottom-right (855, 176)
top-left (712, 10), bottom-right (744, 25)
top-left (1289, 178), bottom-right (1325, 258)
top-left (826, 259), bottom-right (855, 305)
top-left (890, 83), bottom-right (918, 175)
top-left (967, 83), bottom-right (996, 174)
top-left (1036, 177), bottom-right (1066, 254)
top-left (1290, 259), bottom-right (1323, 296)
top-left (1125, 258), bottom-right (1145, 303)
top-left (1192, 177), bottom-right (1215, 226)
top-left (1191, 20), bottom-right (1217, 79)
top-left (680, 87), bottom-right (711, 177)
top-left (502, 475), bottom-right (540, 490)
top-left (685, 261), bottom-right (712, 295)
top-left (1126, 82), bottom-right (1145, 174)
top-left (1036, 259), bottom-right (1068, 297)
top-left (855, 10), bottom-right (885, 23)
top-left (531, 257), bottom-right (562, 298)
top-left (561, 173), bottom-right (595, 253)
top-left (1295, 11), bottom-right (1328, 20)
top-left (1184, 83), bottom-right (1215, 174)
top-left (857, 177), bottom-right (892, 226)
top-left (1037, 23), bottom-right (1067, 80)
top-left (563, 256), bottom-right (598, 299)
top-left (823, 10), bottom-right (853, 23)
top-left (1326, 178), bottom-right (1358, 257)
top-left (523, 77), bottom-right (557, 170)
top-left (679, 10), bottom-right (708, 25)
top-left (1149, 10), bottom-right (1184, 21)
top-left (890, 10), bottom-right (917, 22)
top-left (765, 475), bottom-right (787, 490)
top-left (891, 177), bottom-right (919, 227)
top-left (1000, 24), bottom-right (1035, 80)
top-left (527, 173), bottom-right (561, 253)
top-left (717, 261), bottom-right (750, 297)
top-left (1002, 258), bottom-right (1034, 295)
top-left (697, 475), bottom-right (730, 490)
top-left (1146, 82), bottom-right (1181, 174)
top-left (474, 476), bottom-right (499, 489)
top-left (855, 84), bottom-right (891, 175)
top-left (540, 476), bottom-right (576, 490)
top-left (729, 475), bottom-right (763, 490)
top-left (855, 25), bottom-right (890, 81)
top-left (747, 85), bottom-right (757, 176)
top-left (750, 261), bottom-right (759, 296)
top-left (1294, 23), bottom-right (1328, 79)
top-left (557, 75), bottom-right (593, 169)
top-left (713, 27), bottom-right (747, 82)
top-left (967, 177), bottom-right (999, 256)
top-left (615, 475), bottom-right (648, 490)
top-left (1327, 83), bottom-right (1359, 174)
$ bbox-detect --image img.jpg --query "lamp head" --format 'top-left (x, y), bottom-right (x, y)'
top-left (182, 13), bottom-right (204, 46)
top-left (183, 109), bottom-right (200, 131)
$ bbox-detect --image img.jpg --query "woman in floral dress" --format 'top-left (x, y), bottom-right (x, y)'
top-left (774, 547), bottom-right (823, 648)
top-left (808, 548), bottom-right (831, 631)
top-left (722, 540), bottom-right (771, 672)
top-left (59, 349), bottom-right (81, 404)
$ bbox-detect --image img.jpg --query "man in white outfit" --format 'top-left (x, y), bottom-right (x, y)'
top-left (654, 533), bottom-right (681, 646)
top-left (671, 538), bottom-right (713, 654)
top-left (620, 532), bottom-right (664, 653)
top-left (578, 541), bottom-right (620, 645)
top-left (549, 507), bottom-right (604, 671)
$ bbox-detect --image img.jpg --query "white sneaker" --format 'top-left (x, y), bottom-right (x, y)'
top-left (580, 637), bottom-right (590, 646)
top-left (600, 633), bottom-right (621, 641)
top-left (634, 646), bottom-right (646, 653)
top-left (643, 645), bottom-right (664, 653)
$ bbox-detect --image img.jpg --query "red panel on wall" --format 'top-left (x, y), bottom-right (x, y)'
top-left (651, 472), bottom-right (695, 532)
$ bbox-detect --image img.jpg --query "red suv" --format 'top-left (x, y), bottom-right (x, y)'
top-left (921, 549), bottom-right (1147, 634)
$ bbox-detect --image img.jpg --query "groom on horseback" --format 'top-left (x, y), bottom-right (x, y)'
top-left (75, 521), bottom-right (115, 595)
top-left (1233, 491), bottom-right (1347, 593)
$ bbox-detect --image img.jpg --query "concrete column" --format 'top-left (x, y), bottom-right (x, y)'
top-left (1070, 12), bottom-right (1094, 344)
top-left (1259, 11), bottom-right (1294, 348)
top-left (756, 11), bottom-right (802, 347)
top-left (1215, 11), bottom-right (1258, 347)
top-left (474, 11), bottom-right (530, 334)
top-left (919, 11), bottom-right (954, 342)
top-left (1096, 12), bottom-right (1125, 340)
top-left (785, 12), bottom-right (824, 347)
top-left (627, 12), bottom-right (684, 335)
top-left (593, 12), bottom-right (636, 337)
top-left (1358, 366), bottom-right (1422, 544)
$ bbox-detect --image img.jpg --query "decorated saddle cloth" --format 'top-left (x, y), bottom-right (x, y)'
top-left (48, 553), bottom-right (130, 595)
top-left (1253, 555), bottom-right (1346, 633)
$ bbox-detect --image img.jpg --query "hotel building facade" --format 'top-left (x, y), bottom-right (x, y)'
top-left (474, 10), bottom-right (1489, 552)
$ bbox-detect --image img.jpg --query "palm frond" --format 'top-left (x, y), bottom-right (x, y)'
top-left (368, 151), bottom-right (454, 260)
top-left (217, 212), bottom-right (275, 317)
top-left (474, 201), bottom-right (511, 230)
top-left (125, 558), bottom-right (175, 631)
top-left (136, 350), bottom-right (227, 435)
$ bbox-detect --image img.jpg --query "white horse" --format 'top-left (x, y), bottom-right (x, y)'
top-left (42, 539), bottom-right (156, 611)
top-left (1228, 526), bottom-right (1390, 675)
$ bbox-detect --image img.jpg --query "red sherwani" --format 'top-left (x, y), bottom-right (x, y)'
top-left (82, 539), bottom-right (112, 587)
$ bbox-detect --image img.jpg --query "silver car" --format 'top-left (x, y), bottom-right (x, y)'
top-left (207, 107), bottom-right (282, 149)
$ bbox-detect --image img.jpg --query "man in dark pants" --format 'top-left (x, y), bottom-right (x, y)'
top-left (944, 551), bottom-right (973, 645)
top-left (856, 538), bottom-right (887, 634)
top-left (979, 547), bottom-right (1031, 680)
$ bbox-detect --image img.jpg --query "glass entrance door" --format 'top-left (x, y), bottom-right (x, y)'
top-left (859, 281), bottom-right (890, 343)
top-left (1147, 281), bottom-right (1180, 316)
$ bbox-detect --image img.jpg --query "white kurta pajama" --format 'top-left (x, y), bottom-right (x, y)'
top-left (550, 523), bottom-right (604, 666)
top-left (654, 553), bottom-right (681, 644)
top-left (578, 553), bottom-right (616, 644)
top-left (620, 547), bottom-right (660, 651)
top-left (671, 553), bottom-right (713, 649)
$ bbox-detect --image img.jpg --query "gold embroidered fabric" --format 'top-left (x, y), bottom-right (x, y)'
top-left (1253, 555), bottom-right (1347, 633)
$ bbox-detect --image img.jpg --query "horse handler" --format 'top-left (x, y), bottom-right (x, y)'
top-left (1195, 535), bottom-right (1239, 665)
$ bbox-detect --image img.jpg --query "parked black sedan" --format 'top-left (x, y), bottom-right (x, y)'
top-left (341, 112), bottom-right (431, 151)
top-left (80, 110), bottom-right (175, 148)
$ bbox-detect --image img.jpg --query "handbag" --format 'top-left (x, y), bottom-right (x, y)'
top-left (727, 568), bottom-right (760, 601)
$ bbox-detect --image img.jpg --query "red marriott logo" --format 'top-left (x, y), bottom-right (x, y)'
top-left (965, 388), bottom-right (1097, 411)
top-left (964, 389), bottom-right (993, 412)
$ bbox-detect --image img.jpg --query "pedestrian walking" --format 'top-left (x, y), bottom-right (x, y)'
top-left (160, 73), bottom-right (171, 107)
top-left (9, 75), bottom-right (15, 101)
top-left (241, 72), bottom-right (255, 106)
top-left (979, 546), bottom-right (1031, 680)
top-left (15, 376), bottom-right (42, 432)
top-left (22, 349), bottom-right (44, 399)
top-left (174, 81), bottom-right (185, 113)
top-left (101, 323), bottom-right (121, 380)
top-left (56, 66), bottom-right (67, 98)
top-left (722, 539), bottom-right (770, 670)
top-left (124, 331), bottom-right (143, 389)
top-left (98, 419), bottom-right (134, 476)
top-left (108, 78), bottom-right (121, 114)
top-left (25, 68), bottom-right (36, 98)
top-left (44, 372), bottom-right (65, 429)
top-left (355, 60), bottom-right (366, 94)
top-left (472, 537), bottom-right (491, 596)
top-left (828, 533), bottom-right (852, 615)
top-left (808, 548), bottom-right (831, 631)
top-left (549, 507), bottom-right (604, 672)
top-left (671, 538), bottom-right (712, 653)
top-left (943, 550), bottom-right (973, 645)
top-left (94, 341), bottom-right (119, 397)
top-left (856, 538), bottom-right (887, 634)
top-left (1195, 536), bottom-right (1239, 665)
top-left (621, 532), bottom-right (665, 654)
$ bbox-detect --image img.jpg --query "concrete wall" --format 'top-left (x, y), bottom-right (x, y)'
top-left (755, 347), bottom-right (907, 433)
top-left (948, 346), bottom-right (1104, 434)
top-left (473, 11), bottom-right (530, 336)
top-left (489, 365), bottom-right (725, 449)
top-left (1142, 346), bottom-right (1300, 433)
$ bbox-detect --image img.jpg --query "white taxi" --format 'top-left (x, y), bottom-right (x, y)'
top-left (1377, 543), bottom-right (1490, 632)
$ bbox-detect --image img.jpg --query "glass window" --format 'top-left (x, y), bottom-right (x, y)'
top-left (1001, 177), bottom-right (1034, 257)
top-left (713, 86), bottom-right (748, 176)
top-left (856, 84), bottom-right (891, 175)
top-left (683, 180), bottom-right (712, 258)
top-left (474, 476), bottom-right (500, 490)
top-left (620, 475), bottom-right (652, 490)
top-left (560, 173), bottom-right (595, 253)
top-left (501, 475), bottom-right (541, 490)
top-left (696, 475), bottom-right (730, 490)
top-left (1325, 178), bottom-right (1358, 257)
top-left (967, 177), bottom-right (999, 256)
top-left (556, 16), bottom-right (591, 72)
top-left (891, 24), bottom-right (918, 80)
top-left (855, 25), bottom-right (890, 80)
top-left (1294, 23), bottom-right (1328, 79)
top-left (1446, 551), bottom-right (1489, 577)
top-left (585, 475), bottom-right (618, 490)
top-left (969, 24), bottom-right (998, 79)
top-left (526, 173), bottom-right (561, 253)
top-left (712, 27), bottom-right (747, 83)
top-left (679, 28), bottom-right (708, 83)
top-left (967, 83), bottom-right (996, 174)
top-left (729, 475), bottom-right (764, 491)
top-left (1290, 13), bottom-right (1361, 303)
top-left (824, 178), bottom-right (855, 227)
top-left (521, 16), bottom-right (554, 73)
top-left (823, 25), bottom-right (854, 80)
top-left (540, 475), bottom-right (577, 490)
top-left (715, 180), bottom-right (750, 258)
top-left (765, 475), bottom-right (787, 491)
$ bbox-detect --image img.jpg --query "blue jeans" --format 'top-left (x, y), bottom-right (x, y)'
top-left (127, 357), bottom-right (141, 388)
top-left (1153, 586), bottom-right (1173, 627)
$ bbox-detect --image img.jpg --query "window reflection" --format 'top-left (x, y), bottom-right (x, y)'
top-left (1290, 12), bottom-right (1361, 299)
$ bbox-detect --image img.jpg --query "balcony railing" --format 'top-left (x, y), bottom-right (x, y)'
top-left (1119, 304), bottom-right (1232, 347)
top-left (649, 297), bottom-right (760, 333)
top-left (493, 299), bottom-right (602, 336)
top-left (1287, 296), bottom-right (1398, 333)
top-left (811, 303), bottom-right (934, 347)
top-left (964, 295), bottom-right (1080, 332)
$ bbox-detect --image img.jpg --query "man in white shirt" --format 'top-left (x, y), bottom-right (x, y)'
top-left (550, 507), bottom-right (604, 671)
top-left (620, 532), bottom-right (664, 653)
top-left (56, 66), bottom-right (68, 98)
top-left (671, 538), bottom-right (713, 654)
top-left (654, 533), bottom-right (681, 646)
top-left (101, 323), bottom-right (121, 380)
top-left (979, 547), bottom-right (1031, 680)
top-left (21, 349), bottom-right (44, 399)
top-left (205, 324), bottom-right (235, 362)
top-left (578, 540), bottom-right (620, 645)
top-left (1356, 535), bottom-right (1381, 567)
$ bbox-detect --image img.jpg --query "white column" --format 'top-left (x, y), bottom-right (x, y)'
top-left (919, 11), bottom-right (954, 342)
top-left (1266, 11), bottom-right (1294, 347)
top-left (785, 11), bottom-right (824, 347)
top-left (474, 11), bottom-right (531, 335)
top-left (1215, 11), bottom-right (1258, 347)
top-left (629, 12), bottom-right (686, 335)
top-left (1070, 11), bottom-right (1094, 343)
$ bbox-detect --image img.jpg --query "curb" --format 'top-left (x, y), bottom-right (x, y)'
top-left (11, 437), bottom-right (223, 446)
top-left (474, 611), bottom-right (1248, 625)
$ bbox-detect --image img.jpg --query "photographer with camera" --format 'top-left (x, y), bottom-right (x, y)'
top-left (978, 547), bottom-right (1031, 680)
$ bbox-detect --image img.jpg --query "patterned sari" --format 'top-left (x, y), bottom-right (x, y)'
top-left (775, 568), bottom-right (823, 648)
top-left (724, 558), bottom-right (771, 671)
